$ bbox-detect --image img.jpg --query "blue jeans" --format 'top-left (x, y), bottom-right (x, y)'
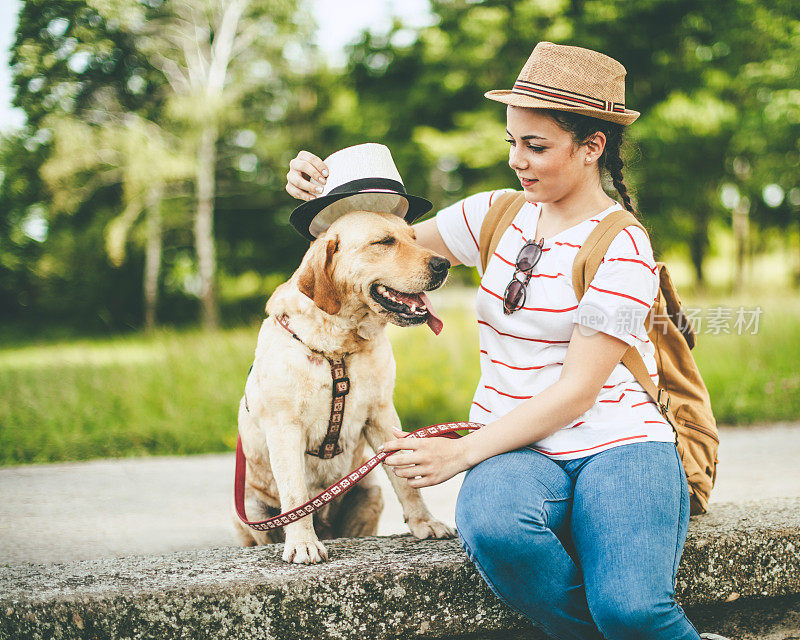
top-left (455, 441), bottom-right (701, 640)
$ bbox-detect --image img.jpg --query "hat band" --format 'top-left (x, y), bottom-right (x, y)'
top-left (328, 177), bottom-right (406, 197)
top-left (512, 79), bottom-right (626, 114)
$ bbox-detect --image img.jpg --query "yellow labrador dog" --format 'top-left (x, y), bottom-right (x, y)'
top-left (233, 209), bottom-right (455, 563)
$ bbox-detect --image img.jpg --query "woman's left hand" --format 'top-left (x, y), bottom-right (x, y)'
top-left (379, 427), bottom-right (471, 488)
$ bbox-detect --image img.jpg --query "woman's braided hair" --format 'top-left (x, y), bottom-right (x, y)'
top-left (543, 109), bottom-right (636, 215)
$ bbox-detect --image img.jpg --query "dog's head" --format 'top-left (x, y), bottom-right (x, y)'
top-left (295, 211), bottom-right (449, 333)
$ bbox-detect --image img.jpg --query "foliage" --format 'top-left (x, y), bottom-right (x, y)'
top-left (1, 288), bottom-right (798, 465)
top-left (1, 0), bottom-right (799, 334)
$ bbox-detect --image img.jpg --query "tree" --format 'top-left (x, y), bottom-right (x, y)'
top-left (41, 113), bottom-right (193, 330)
top-left (5, 0), bottom-right (318, 331)
top-left (91, 0), bottom-right (308, 328)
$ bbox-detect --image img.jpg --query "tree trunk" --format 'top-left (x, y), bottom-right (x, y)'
top-left (732, 209), bottom-right (749, 294)
top-left (690, 211), bottom-right (710, 291)
top-left (144, 187), bottom-right (163, 333)
top-left (795, 220), bottom-right (800, 288)
top-left (195, 124), bottom-right (218, 330)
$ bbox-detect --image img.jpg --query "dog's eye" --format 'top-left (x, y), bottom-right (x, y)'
top-left (372, 237), bottom-right (396, 246)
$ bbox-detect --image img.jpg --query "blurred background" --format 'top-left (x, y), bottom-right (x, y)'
top-left (1, 0), bottom-right (798, 466)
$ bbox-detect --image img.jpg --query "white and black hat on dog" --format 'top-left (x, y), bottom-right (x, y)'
top-left (289, 143), bottom-right (433, 242)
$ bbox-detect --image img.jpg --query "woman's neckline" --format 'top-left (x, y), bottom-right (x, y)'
top-left (528, 200), bottom-right (623, 244)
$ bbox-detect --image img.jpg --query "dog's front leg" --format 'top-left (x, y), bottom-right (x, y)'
top-left (365, 405), bottom-right (456, 540)
top-left (263, 418), bottom-right (329, 564)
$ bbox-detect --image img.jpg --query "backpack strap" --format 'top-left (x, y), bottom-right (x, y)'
top-left (479, 191), bottom-right (527, 273)
top-left (571, 210), bottom-right (680, 432)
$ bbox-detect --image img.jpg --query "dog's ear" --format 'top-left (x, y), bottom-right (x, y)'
top-left (297, 235), bottom-right (341, 315)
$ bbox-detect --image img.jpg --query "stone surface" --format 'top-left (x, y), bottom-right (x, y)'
top-left (1, 499), bottom-right (798, 640)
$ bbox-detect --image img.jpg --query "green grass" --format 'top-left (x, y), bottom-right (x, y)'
top-left (1, 286), bottom-right (798, 466)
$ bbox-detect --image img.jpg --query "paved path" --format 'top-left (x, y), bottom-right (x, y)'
top-left (1, 422), bottom-right (799, 566)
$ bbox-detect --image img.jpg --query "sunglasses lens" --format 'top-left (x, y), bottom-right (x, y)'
top-left (517, 242), bottom-right (543, 272)
top-left (503, 280), bottom-right (526, 314)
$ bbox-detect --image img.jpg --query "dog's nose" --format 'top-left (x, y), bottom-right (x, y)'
top-left (428, 256), bottom-right (450, 274)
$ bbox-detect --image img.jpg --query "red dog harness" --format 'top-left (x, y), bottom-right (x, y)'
top-left (235, 421), bottom-right (483, 531)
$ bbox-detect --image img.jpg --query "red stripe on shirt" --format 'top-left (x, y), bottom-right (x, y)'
top-left (568, 421), bottom-right (586, 428)
top-left (472, 401), bottom-right (492, 413)
top-left (494, 252), bottom-right (515, 267)
top-left (492, 251), bottom-right (564, 278)
top-left (532, 434), bottom-right (648, 456)
top-left (489, 190), bottom-right (497, 206)
top-left (480, 284), bottom-right (578, 313)
top-left (463, 200), bottom-right (480, 250)
top-left (587, 284), bottom-right (652, 308)
top-left (554, 241), bottom-right (582, 249)
top-left (478, 320), bottom-right (572, 343)
top-left (481, 352), bottom-right (562, 371)
top-left (599, 392), bottom-right (626, 404)
top-left (510, 223), bottom-right (528, 242)
top-left (623, 228), bottom-right (639, 254)
top-left (606, 257), bottom-right (658, 274)
top-left (493, 251), bottom-right (566, 279)
top-left (484, 384), bottom-right (533, 400)
top-left (632, 400), bottom-right (657, 408)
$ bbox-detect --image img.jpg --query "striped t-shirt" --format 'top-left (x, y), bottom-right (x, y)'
top-left (435, 189), bottom-right (675, 460)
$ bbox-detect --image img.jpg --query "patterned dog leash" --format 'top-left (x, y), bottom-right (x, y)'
top-left (234, 421), bottom-right (484, 531)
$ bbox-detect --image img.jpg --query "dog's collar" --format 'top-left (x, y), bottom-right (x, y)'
top-left (274, 313), bottom-right (315, 352)
top-left (273, 313), bottom-right (354, 359)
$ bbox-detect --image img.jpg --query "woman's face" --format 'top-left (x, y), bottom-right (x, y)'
top-left (505, 106), bottom-right (597, 204)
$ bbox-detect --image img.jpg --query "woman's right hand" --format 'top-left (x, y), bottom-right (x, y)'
top-left (285, 150), bottom-right (329, 201)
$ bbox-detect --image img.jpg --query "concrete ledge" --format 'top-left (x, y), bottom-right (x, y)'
top-left (1, 499), bottom-right (799, 640)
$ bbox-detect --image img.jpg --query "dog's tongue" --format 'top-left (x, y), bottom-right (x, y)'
top-left (418, 292), bottom-right (443, 335)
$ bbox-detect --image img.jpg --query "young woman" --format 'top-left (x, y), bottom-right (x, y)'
top-left (285, 42), bottom-right (728, 640)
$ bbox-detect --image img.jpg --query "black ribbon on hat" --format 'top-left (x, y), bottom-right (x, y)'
top-left (328, 177), bottom-right (407, 196)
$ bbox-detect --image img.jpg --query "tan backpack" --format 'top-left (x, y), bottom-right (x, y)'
top-left (479, 191), bottom-right (718, 515)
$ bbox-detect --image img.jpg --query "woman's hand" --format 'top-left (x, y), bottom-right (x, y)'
top-left (285, 150), bottom-right (329, 201)
top-left (379, 426), bottom-right (471, 488)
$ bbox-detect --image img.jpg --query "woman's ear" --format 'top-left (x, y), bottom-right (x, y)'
top-left (297, 234), bottom-right (341, 315)
top-left (584, 130), bottom-right (607, 164)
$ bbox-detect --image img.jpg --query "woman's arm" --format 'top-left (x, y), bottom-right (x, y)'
top-left (380, 324), bottom-right (632, 486)
top-left (412, 218), bottom-right (461, 266)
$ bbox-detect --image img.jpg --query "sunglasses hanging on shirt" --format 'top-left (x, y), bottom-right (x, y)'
top-left (503, 237), bottom-right (545, 315)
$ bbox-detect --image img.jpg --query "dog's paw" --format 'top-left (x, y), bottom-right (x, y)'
top-left (407, 516), bottom-right (456, 540)
top-left (282, 538), bottom-right (329, 564)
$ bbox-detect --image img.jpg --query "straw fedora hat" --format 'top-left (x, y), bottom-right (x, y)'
top-left (485, 41), bottom-right (640, 125)
top-left (289, 143), bottom-right (432, 242)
